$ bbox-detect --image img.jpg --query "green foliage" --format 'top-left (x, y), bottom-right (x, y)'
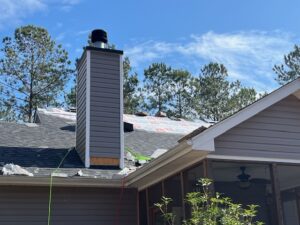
top-left (195, 63), bottom-right (233, 121)
top-left (228, 83), bottom-right (257, 114)
top-left (65, 84), bottom-right (76, 108)
top-left (194, 63), bottom-right (257, 121)
top-left (156, 178), bottom-right (263, 225)
top-left (144, 63), bottom-right (172, 112)
top-left (0, 25), bottom-right (73, 122)
top-left (123, 57), bottom-right (141, 114)
top-left (168, 69), bottom-right (195, 118)
top-left (274, 45), bottom-right (300, 85)
top-left (155, 196), bottom-right (176, 225)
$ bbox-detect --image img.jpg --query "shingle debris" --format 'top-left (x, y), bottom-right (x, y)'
top-left (2, 164), bottom-right (34, 176)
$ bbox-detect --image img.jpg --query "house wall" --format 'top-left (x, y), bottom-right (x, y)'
top-left (214, 95), bottom-right (300, 160)
top-left (0, 186), bottom-right (137, 225)
top-left (89, 50), bottom-right (121, 159)
top-left (76, 52), bottom-right (87, 163)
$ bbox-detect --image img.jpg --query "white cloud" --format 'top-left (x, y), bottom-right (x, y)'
top-left (0, 0), bottom-right (46, 28)
top-left (59, 0), bottom-right (81, 11)
top-left (125, 31), bottom-right (295, 92)
top-left (76, 29), bottom-right (90, 36)
top-left (0, 0), bottom-right (82, 28)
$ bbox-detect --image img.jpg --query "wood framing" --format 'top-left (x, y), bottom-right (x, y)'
top-left (90, 157), bottom-right (119, 166)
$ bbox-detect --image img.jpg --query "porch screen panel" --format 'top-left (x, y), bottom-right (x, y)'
top-left (211, 161), bottom-right (276, 225)
top-left (139, 190), bottom-right (148, 225)
top-left (165, 174), bottom-right (183, 225)
top-left (278, 165), bottom-right (300, 225)
top-left (183, 163), bottom-right (204, 218)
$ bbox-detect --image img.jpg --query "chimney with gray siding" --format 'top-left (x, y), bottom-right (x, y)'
top-left (76, 29), bottom-right (124, 168)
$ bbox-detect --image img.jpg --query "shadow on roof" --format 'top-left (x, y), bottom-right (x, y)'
top-left (60, 125), bottom-right (76, 132)
top-left (0, 146), bottom-right (84, 168)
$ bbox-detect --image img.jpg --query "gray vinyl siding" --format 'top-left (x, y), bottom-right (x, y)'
top-left (76, 53), bottom-right (87, 163)
top-left (0, 186), bottom-right (137, 225)
top-left (89, 50), bottom-right (121, 158)
top-left (214, 95), bottom-right (300, 160)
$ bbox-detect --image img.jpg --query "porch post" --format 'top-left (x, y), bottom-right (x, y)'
top-left (180, 172), bottom-right (186, 220)
top-left (161, 180), bottom-right (165, 196)
top-left (296, 188), bottom-right (300, 224)
top-left (270, 163), bottom-right (284, 225)
top-left (203, 159), bottom-right (214, 194)
top-left (146, 188), bottom-right (150, 225)
top-left (137, 191), bottom-right (140, 225)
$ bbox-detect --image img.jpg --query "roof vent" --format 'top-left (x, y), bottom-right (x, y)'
top-left (135, 112), bottom-right (148, 117)
top-left (91, 29), bottom-right (108, 49)
top-left (155, 111), bottom-right (167, 117)
top-left (68, 107), bottom-right (76, 113)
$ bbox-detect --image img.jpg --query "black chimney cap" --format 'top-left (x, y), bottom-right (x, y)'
top-left (91, 29), bottom-right (108, 44)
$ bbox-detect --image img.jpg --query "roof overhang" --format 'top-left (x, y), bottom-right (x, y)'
top-left (0, 140), bottom-right (211, 190)
top-left (190, 78), bottom-right (300, 152)
top-left (0, 176), bottom-right (123, 188)
top-left (125, 140), bottom-right (211, 190)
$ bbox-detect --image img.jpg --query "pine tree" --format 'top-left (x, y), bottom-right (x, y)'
top-left (144, 63), bottom-right (172, 113)
top-left (274, 45), bottom-right (300, 85)
top-left (195, 63), bottom-right (257, 121)
top-left (168, 69), bottom-right (194, 118)
top-left (123, 57), bottom-right (140, 114)
top-left (0, 25), bottom-right (73, 122)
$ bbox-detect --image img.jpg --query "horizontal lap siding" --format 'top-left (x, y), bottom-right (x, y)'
top-left (76, 55), bottom-right (87, 163)
top-left (215, 95), bottom-right (300, 160)
top-left (89, 51), bottom-right (121, 159)
top-left (0, 186), bottom-right (137, 225)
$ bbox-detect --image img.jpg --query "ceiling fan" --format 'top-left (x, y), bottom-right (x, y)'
top-left (237, 166), bottom-right (271, 189)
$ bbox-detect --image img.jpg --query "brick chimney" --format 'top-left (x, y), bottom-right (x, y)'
top-left (76, 29), bottom-right (124, 168)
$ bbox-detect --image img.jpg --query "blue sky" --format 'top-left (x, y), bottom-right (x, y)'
top-left (1, 0), bottom-right (300, 93)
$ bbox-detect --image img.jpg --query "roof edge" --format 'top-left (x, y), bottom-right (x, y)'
top-left (0, 176), bottom-right (124, 188)
top-left (191, 78), bottom-right (300, 151)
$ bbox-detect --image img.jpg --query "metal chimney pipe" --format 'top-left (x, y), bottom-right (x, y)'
top-left (91, 29), bottom-right (108, 49)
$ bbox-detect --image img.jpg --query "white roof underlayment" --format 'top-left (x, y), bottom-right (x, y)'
top-left (38, 108), bottom-right (210, 135)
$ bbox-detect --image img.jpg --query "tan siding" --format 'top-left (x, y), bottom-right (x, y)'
top-left (215, 95), bottom-right (300, 160)
top-left (0, 186), bottom-right (137, 225)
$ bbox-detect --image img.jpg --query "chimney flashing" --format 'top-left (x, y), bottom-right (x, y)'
top-left (85, 46), bottom-right (123, 55)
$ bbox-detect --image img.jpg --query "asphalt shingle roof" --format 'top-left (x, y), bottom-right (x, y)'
top-left (0, 108), bottom-right (207, 178)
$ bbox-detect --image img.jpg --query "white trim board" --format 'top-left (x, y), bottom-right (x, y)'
top-left (191, 78), bottom-right (300, 151)
top-left (119, 55), bottom-right (124, 169)
top-left (85, 50), bottom-right (91, 168)
top-left (207, 154), bottom-right (300, 164)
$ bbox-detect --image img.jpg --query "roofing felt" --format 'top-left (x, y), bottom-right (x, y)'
top-left (38, 108), bottom-right (210, 134)
top-left (123, 114), bottom-right (210, 134)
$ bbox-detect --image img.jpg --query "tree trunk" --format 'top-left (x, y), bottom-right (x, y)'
top-left (178, 91), bottom-right (182, 118)
top-left (28, 88), bottom-right (33, 123)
